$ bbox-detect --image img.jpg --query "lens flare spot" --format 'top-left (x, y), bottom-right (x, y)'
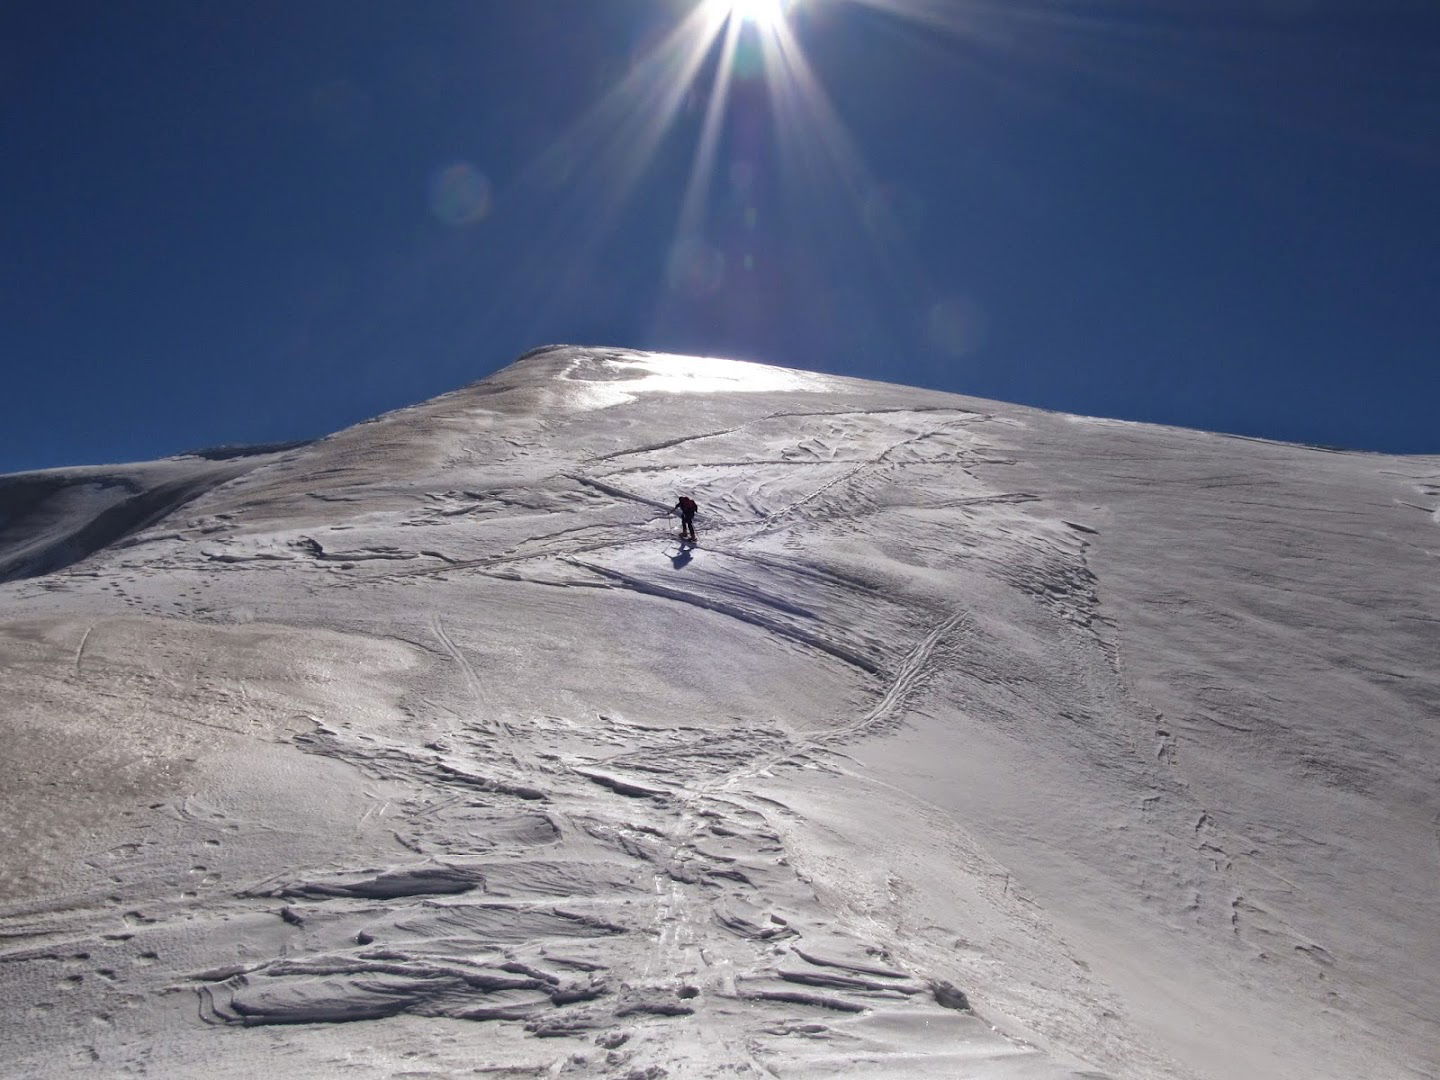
top-left (929, 296), bottom-right (988, 358)
top-left (667, 236), bottom-right (727, 297)
top-left (428, 163), bottom-right (492, 226)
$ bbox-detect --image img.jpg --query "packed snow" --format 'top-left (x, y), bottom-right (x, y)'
top-left (1, 346), bottom-right (1435, 1078)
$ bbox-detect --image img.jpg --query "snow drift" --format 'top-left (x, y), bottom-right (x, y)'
top-left (1, 346), bottom-right (1436, 1079)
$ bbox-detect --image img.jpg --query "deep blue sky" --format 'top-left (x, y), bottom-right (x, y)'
top-left (3, 0), bottom-right (1437, 471)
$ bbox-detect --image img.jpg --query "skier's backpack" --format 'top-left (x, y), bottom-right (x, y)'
top-left (678, 497), bottom-right (697, 514)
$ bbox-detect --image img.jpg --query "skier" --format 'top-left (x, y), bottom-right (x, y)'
top-left (674, 495), bottom-right (698, 543)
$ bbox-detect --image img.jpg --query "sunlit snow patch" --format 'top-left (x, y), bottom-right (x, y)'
top-left (561, 352), bottom-right (834, 408)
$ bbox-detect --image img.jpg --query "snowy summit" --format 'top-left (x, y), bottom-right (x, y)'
top-left (1, 346), bottom-right (1437, 1079)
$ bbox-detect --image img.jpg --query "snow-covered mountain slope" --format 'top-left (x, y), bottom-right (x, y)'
top-left (2, 346), bottom-right (1436, 1079)
top-left (0, 446), bottom-right (300, 583)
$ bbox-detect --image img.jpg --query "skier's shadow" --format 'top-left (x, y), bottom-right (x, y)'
top-left (670, 539), bottom-right (695, 569)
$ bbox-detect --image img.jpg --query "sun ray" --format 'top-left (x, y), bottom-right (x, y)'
top-left (488, 2), bottom-right (730, 325)
top-left (518, 1), bottom-right (728, 233)
top-left (673, 12), bottom-right (744, 250)
top-left (758, 15), bottom-right (926, 298)
top-left (729, 0), bottom-right (789, 29)
top-left (486, 0), bottom-right (941, 351)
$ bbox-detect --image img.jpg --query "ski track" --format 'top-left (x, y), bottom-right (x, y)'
top-left (563, 557), bottom-right (888, 677)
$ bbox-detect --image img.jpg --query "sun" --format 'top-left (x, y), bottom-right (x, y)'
top-left (723, 0), bottom-right (788, 30)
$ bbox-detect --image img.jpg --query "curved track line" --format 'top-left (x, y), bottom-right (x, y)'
top-left (718, 611), bottom-right (971, 789)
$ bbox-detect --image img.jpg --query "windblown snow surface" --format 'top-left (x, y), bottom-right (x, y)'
top-left (1, 347), bottom-right (1436, 1079)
